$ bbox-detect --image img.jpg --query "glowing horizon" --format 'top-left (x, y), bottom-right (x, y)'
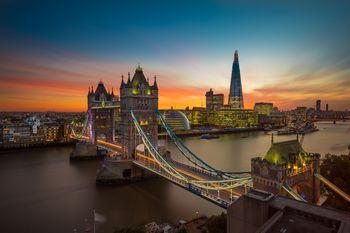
top-left (1, 1), bottom-right (349, 112)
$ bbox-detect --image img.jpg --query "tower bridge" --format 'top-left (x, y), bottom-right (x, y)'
top-left (70, 64), bottom-right (350, 209)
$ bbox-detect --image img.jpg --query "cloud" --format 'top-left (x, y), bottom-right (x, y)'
top-left (245, 55), bottom-right (350, 110)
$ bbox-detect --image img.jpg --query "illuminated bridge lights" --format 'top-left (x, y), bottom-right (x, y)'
top-left (70, 111), bottom-right (255, 207)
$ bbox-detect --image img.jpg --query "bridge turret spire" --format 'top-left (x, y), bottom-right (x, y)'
top-left (152, 75), bottom-right (158, 90)
top-left (120, 75), bottom-right (126, 88)
top-left (127, 72), bottom-right (131, 85)
top-left (271, 133), bottom-right (274, 144)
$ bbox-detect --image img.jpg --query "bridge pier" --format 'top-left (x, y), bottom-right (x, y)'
top-left (96, 159), bottom-right (151, 185)
top-left (70, 141), bottom-right (102, 160)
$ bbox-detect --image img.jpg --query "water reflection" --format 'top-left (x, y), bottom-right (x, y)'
top-left (0, 121), bottom-right (348, 232)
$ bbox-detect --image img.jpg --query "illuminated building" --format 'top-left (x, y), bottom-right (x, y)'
top-left (228, 50), bottom-right (244, 109)
top-left (2, 123), bottom-right (31, 148)
top-left (43, 122), bottom-right (59, 142)
top-left (286, 107), bottom-right (308, 131)
top-left (251, 137), bottom-right (320, 203)
top-left (207, 106), bottom-right (257, 128)
top-left (87, 80), bottom-right (119, 143)
top-left (254, 102), bottom-right (273, 115)
top-left (257, 114), bottom-right (286, 128)
top-left (205, 89), bottom-right (224, 111)
top-left (184, 107), bottom-right (207, 127)
top-left (120, 64), bottom-right (158, 158)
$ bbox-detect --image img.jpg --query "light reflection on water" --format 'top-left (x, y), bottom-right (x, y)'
top-left (0, 121), bottom-right (348, 233)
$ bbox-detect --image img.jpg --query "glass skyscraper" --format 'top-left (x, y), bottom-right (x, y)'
top-left (228, 50), bottom-right (244, 109)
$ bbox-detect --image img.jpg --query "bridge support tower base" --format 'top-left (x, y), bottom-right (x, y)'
top-left (96, 159), bottom-right (151, 185)
top-left (70, 141), bottom-right (101, 161)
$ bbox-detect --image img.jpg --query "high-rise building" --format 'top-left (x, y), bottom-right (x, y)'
top-left (205, 88), bottom-right (224, 111)
top-left (254, 102), bottom-right (273, 115)
top-left (316, 99), bottom-right (321, 112)
top-left (228, 50), bottom-right (244, 109)
top-left (326, 103), bottom-right (329, 112)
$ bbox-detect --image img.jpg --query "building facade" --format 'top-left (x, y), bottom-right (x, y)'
top-left (120, 65), bottom-right (158, 159)
top-left (87, 81), bottom-right (119, 144)
top-left (184, 107), bottom-right (207, 127)
top-left (205, 89), bottom-right (224, 111)
top-left (251, 137), bottom-right (320, 204)
top-left (207, 106), bottom-right (257, 128)
top-left (228, 50), bottom-right (244, 109)
top-left (254, 102), bottom-right (273, 115)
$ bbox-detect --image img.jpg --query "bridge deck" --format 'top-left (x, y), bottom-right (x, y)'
top-left (134, 152), bottom-right (247, 207)
top-left (71, 135), bottom-right (249, 208)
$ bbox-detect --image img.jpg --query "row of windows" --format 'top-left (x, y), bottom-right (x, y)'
top-left (254, 177), bottom-right (279, 188)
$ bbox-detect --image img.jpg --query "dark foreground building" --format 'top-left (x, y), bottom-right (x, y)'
top-left (227, 189), bottom-right (350, 233)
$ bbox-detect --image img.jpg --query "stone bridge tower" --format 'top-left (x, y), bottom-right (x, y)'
top-left (251, 136), bottom-right (320, 204)
top-left (120, 64), bottom-right (158, 159)
top-left (87, 81), bottom-right (119, 144)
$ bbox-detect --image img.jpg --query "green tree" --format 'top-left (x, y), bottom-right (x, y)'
top-left (320, 154), bottom-right (350, 212)
top-left (205, 212), bottom-right (227, 233)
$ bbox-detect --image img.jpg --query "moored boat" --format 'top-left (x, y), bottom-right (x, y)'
top-left (200, 134), bottom-right (220, 139)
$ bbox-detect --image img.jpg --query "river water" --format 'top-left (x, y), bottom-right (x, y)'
top-left (0, 121), bottom-right (349, 233)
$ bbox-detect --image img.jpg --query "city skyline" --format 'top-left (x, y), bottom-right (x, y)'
top-left (1, 1), bottom-right (350, 112)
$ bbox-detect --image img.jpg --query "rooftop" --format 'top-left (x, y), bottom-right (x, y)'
top-left (264, 139), bottom-right (307, 165)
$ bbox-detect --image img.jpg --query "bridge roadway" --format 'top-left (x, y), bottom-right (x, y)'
top-left (71, 134), bottom-right (248, 208)
top-left (133, 152), bottom-right (248, 208)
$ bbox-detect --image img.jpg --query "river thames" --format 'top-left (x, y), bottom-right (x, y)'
top-left (0, 121), bottom-right (349, 233)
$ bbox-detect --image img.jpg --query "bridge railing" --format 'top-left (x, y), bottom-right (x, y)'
top-left (315, 173), bottom-right (350, 203)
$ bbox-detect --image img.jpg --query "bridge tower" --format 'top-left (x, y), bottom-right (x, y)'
top-left (251, 136), bottom-right (321, 204)
top-left (120, 64), bottom-right (158, 159)
top-left (87, 81), bottom-right (119, 144)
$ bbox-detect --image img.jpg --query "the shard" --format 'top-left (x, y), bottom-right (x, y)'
top-left (228, 50), bottom-right (244, 109)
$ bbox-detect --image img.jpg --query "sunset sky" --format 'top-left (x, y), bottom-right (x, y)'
top-left (1, 0), bottom-right (350, 112)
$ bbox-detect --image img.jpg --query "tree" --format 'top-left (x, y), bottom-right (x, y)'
top-left (320, 154), bottom-right (350, 212)
top-left (205, 212), bottom-right (227, 233)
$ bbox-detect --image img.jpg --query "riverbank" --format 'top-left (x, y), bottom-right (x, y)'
top-left (0, 141), bottom-right (75, 153)
top-left (160, 127), bottom-right (263, 138)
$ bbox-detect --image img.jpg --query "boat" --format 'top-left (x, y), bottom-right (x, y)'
top-left (277, 128), bottom-right (295, 135)
top-left (200, 134), bottom-right (220, 139)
